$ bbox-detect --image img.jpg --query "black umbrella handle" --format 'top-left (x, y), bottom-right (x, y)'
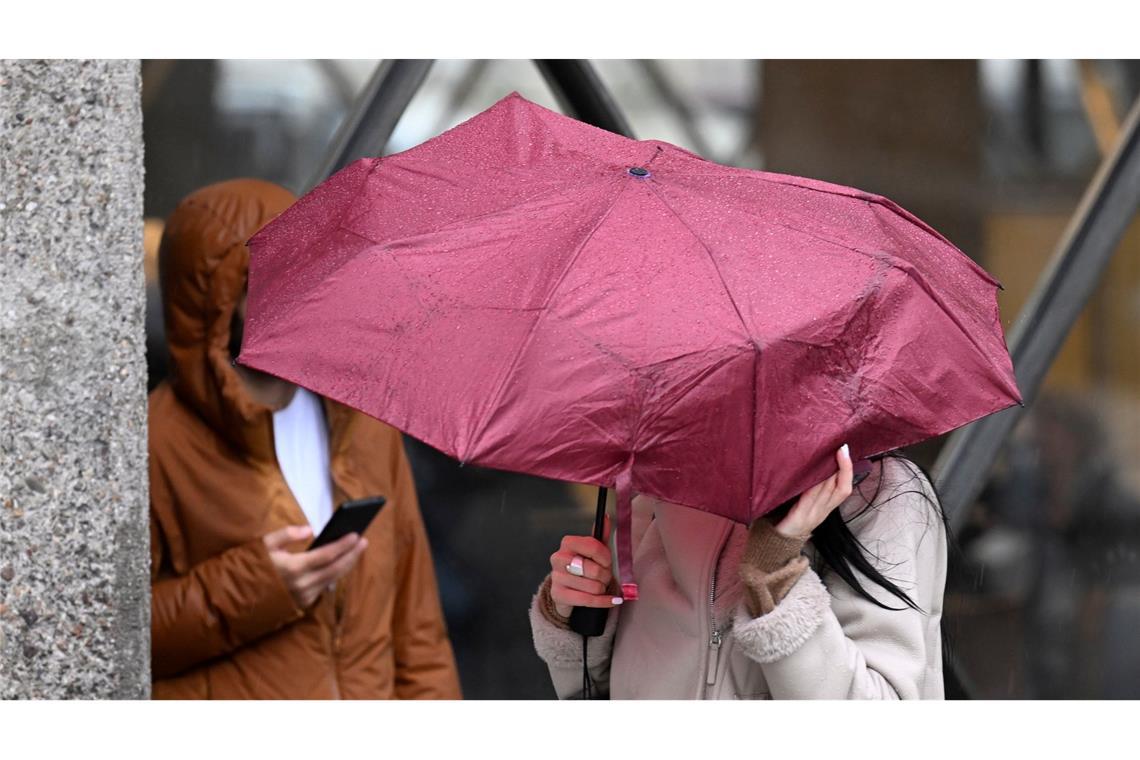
top-left (569, 487), bottom-right (610, 637)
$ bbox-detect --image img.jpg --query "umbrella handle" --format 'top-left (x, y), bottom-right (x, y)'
top-left (568, 487), bottom-right (609, 637)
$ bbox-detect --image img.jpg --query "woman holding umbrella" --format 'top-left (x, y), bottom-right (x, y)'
top-left (531, 445), bottom-right (948, 699)
top-left (238, 94), bottom-right (1013, 699)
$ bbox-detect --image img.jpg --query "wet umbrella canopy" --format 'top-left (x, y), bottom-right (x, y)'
top-left (240, 92), bottom-right (1021, 598)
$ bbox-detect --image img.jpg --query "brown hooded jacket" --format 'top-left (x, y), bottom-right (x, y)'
top-left (148, 178), bottom-right (461, 699)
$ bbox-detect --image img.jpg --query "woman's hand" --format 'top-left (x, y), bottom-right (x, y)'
top-left (774, 444), bottom-right (854, 539)
top-left (263, 525), bottom-right (368, 609)
top-left (548, 517), bottom-right (622, 618)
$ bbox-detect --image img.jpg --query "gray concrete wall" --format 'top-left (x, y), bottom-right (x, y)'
top-left (1, 60), bottom-right (148, 698)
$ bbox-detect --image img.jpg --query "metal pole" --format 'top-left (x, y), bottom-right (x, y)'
top-left (534, 60), bottom-right (635, 138)
top-left (934, 92), bottom-right (1140, 533)
top-left (305, 59), bottom-right (434, 190)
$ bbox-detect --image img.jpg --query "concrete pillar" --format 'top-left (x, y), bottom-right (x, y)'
top-left (0, 60), bottom-right (148, 698)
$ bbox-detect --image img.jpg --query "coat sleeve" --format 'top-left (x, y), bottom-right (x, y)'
top-left (733, 459), bottom-right (947, 699)
top-left (150, 493), bottom-right (305, 679)
top-left (388, 437), bottom-right (463, 699)
top-left (529, 574), bottom-right (620, 699)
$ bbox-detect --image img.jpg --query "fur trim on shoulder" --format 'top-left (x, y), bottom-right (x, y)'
top-left (733, 569), bottom-right (831, 664)
top-left (529, 583), bottom-right (620, 668)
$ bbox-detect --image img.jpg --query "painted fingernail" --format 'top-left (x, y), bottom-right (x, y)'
top-left (611, 597), bottom-right (624, 605)
top-left (840, 443), bottom-right (850, 458)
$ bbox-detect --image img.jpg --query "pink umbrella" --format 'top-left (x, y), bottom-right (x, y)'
top-left (240, 92), bottom-right (1020, 601)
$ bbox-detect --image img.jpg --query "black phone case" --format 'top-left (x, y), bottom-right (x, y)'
top-left (308, 496), bottom-right (386, 550)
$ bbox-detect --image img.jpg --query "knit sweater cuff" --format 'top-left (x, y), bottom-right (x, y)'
top-left (739, 519), bottom-right (811, 616)
top-left (746, 518), bottom-right (810, 571)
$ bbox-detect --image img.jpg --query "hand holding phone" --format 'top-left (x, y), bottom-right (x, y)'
top-left (262, 496), bottom-right (386, 608)
top-left (309, 496), bottom-right (386, 549)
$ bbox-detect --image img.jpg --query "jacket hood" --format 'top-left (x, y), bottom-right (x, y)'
top-left (158, 178), bottom-right (297, 458)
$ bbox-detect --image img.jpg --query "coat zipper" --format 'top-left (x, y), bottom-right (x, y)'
top-left (705, 568), bottom-right (722, 686)
top-left (704, 523), bottom-right (733, 691)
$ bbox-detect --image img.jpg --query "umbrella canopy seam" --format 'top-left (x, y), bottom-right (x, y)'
top-left (344, 170), bottom-right (611, 248)
top-left (642, 180), bottom-right (763, 516)
top-left (676, 168), bottom-right (998, 288)
top-left (763, 215), bottom-right (1013, 390)
top-left (644, 182), bottom-right (758, 346)
top-left (461, 177), bottom-right (632, 464)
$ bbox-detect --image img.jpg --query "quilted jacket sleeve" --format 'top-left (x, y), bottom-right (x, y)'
top-left (149, 467), bottom-right (305, 678)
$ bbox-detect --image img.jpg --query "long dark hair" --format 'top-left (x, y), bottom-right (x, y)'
top-left (772, 451), bottom-right (948, 613)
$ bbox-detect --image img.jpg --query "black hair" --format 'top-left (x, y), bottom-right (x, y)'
top-left (772, 451), bottom-right (948, 613)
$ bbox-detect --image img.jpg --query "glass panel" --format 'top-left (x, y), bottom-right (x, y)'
top-left (945, 64), bottom-right (1140, 698)
top-left (947, 211), bottom-right (1140, 698)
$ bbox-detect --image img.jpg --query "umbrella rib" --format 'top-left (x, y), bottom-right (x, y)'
top-left (266, 174), bottom-right (616, 339)
top-left (644, 184), bottom-right (757, 344)
top-left (677, 189), bottom-right (1010, 390)
top-left (462, 178), bottom-right (631, 462)
top-left (343, 171), bottom-right (610, 247)
top-left (644, 183), bottom-right (762, 518)
top-left (680, 168), bottom-right (1001, 287)
top-left (773, 215), bottom-right (1011, 386)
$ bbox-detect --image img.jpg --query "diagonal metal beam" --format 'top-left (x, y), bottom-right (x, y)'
top-left (934, 92), bottom-right (1140, 533)
top-left (534, 60), bottom-right (635, 138)
top-left (305, 59), bottom-right (434, 190)
top-left (933, 86), bottom-right (1140, 704)
top-left (308, 59), bottom-right (629, 192)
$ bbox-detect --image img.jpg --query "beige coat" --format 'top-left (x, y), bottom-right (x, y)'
top-left (530, 456), bottom-right (946, 699)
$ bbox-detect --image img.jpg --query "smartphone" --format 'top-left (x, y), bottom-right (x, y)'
top-left (308, 496), bottom-right (387, 550)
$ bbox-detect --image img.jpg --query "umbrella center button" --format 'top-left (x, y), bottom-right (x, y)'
top-left (628, 167), bottom-right (651, 178)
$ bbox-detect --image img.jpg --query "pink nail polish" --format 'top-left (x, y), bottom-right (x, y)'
top-left (611, 597), bottom-right (624, 605)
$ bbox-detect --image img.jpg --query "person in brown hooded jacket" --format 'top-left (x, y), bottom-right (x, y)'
top-left (148, 178), bottom-right (461, 699)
